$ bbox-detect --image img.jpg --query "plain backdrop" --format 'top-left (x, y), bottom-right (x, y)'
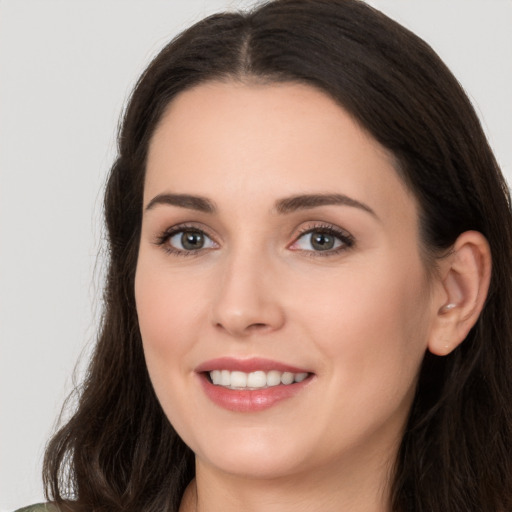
top-left (1, 1), bottom-right (511, 509)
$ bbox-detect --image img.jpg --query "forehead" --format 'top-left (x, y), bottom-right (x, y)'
top-left (145, 80), bottom-right (416, 222)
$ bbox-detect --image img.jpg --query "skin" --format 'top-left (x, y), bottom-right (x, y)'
top-left (134, 81), bottom-right (490, 512)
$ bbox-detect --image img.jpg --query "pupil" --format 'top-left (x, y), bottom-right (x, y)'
top-left (311, 232), bottom-right (334, 251)
top-left (181, 231), bottom-right (204, 250)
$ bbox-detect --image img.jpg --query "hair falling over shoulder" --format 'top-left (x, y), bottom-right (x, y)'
top-left (43, 1), bottom-right (512, 511)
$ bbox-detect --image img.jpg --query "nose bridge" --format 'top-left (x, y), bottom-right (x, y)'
top-left (211, 239), bottom-right (285, 337)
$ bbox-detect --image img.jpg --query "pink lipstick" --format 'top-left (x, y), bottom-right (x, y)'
top-left (196, 357), bottom-right (314, 412)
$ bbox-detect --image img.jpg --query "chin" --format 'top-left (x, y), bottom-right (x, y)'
top-left (197, 446), bottom-right (311, 480)
top-left (179, 421), bottom-right (316, 480)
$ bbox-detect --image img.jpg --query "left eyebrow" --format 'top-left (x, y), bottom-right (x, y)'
top-left (145, 193), bottom-right (216, 213)
top-left (274, 193), bottom-right (377, 218)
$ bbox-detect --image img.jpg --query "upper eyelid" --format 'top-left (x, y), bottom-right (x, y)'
top-left (161, 222), bottom-right (216, 238)
top-left (152, 222), bottom-right (217, 247)
top-left (293, 222), bottom-right (353, 240)
top-left (156, 221), bottom-right (350, 235)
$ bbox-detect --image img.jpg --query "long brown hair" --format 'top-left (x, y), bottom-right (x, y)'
top-left (43, 1), bottom-right (512, 510)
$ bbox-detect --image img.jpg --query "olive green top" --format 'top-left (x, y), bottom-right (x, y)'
top-left (14, 504), bottom-right (58, 512)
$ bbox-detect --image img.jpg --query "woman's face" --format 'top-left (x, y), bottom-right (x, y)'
top-left (135, 81), bottom-right (439, 481)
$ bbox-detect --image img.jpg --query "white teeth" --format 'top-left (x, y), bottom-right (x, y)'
top-left (247, 371), bottom-right (266, 388)
top-left (230, 371), bottom-right (247, 388)
top-left (266, 370), bottom-right (282, 387)
top-left (211, 370), bottom-right (221, 385)
top-left (281, 372), bottom-right (294, 385)
top-left (208, 369), bottom-right (310, 389)
top-left (221, 370), bottom-right (230, 386)
top-left (294, 372), bottom-right (308, 383)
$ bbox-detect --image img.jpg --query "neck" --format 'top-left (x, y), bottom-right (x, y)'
top-left (179, 450), bottom-right (395, 512)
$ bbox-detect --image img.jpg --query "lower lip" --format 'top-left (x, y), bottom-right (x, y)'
top-left (198, 373), bottom-right (312, 412)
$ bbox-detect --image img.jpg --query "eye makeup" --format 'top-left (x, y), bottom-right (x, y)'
top-left (152, 220), bottom-right (355, 258)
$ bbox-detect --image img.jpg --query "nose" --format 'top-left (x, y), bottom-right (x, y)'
top-left (210, 249), bottom-right (286, 338)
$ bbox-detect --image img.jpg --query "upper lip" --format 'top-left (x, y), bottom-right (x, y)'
top-left (195, 357), bottom-right (311, 374)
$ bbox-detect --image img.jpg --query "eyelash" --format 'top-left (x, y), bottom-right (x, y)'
top-left (154, 223), bottom-right (215, 257)
top-left (154, 222), bottom-right (355, 257)
top-left (291, 223), bottom-right (355, 257)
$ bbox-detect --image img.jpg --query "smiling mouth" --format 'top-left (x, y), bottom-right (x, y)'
top-left (206, 370), bottom-right (311, 390)
top-left (197, 360), bottom-right (314, 411)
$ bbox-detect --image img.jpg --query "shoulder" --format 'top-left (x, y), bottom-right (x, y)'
top-left (14, 504), bottom-right (59, 512)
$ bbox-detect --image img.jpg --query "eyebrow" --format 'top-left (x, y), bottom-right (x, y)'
top-left (275, 193), bottom-right (376, 217)
top-left (144, 192), bottom-right (376, 218)
top-left (145, 193), bottom-right (216, 213)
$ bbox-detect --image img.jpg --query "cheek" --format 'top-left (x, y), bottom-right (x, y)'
top-left (288, 257), bottom-right (431, 455)
top-left (295, 253), bottom-right (431, 396)
top-left (134, 260), bottom-right (207, 428)
top-left (135, 260), bottom-right (208, 355)
top-left (134, 260), bottom-right (210, 436)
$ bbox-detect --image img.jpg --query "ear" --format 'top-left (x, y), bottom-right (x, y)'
top-left (427, 231), bottom-right (492, 356)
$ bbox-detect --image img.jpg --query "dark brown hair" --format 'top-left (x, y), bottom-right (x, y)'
top-left (43, 1), bottom-right (512, 510)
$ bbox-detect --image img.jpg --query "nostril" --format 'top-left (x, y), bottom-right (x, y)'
top-left (247, 322), bottom-right (270, 331)
top-left (214, 321), bottom-right (269, 332)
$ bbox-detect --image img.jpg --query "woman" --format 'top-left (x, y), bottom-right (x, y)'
top-left (20, 0), bottom-right (512, 510)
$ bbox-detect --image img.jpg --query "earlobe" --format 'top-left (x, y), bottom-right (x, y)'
top-left (428, 231), bottom-right (492, 356)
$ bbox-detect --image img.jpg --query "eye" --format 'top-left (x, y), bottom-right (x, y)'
top-left (156, 226), bottom-right (217, 255)
top-left (170, 230), bottom-right (211, 251)
top-left (290, 225), bottom-right (354, 254)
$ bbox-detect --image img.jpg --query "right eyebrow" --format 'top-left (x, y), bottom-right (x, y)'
top-left (274, 193), bottom-right (377, 218)
top-left (144, 193), bottom-right (216, 213)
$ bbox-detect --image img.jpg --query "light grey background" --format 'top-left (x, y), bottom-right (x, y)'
top-left (1, 1), bottom-right (511, 509)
